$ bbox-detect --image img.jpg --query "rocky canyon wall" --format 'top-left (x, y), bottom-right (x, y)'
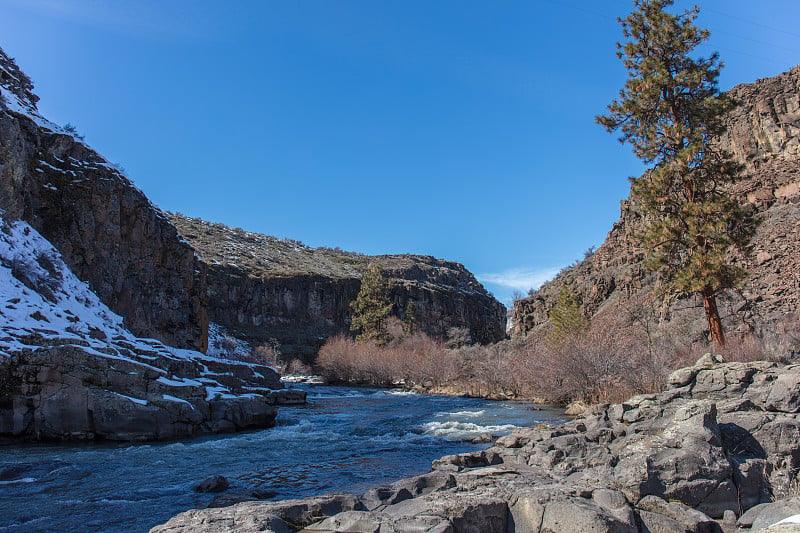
top-left (513, 65), bottom-right (800, 340)
top-left (0, 46), bottom-right (506, 359)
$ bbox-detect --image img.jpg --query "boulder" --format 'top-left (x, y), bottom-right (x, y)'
top-left (738, 499), bottom-right (800, 531)
top-left (613, 401), bottom-right (735, 516)
top-left (194, 475), bottom-right (230, 493)
top-left (635, 496), bottom-right (720, 533)
top-left (539, 497), bottom-right (637, 533)
top-left (152, 493), bottom-right (364, 533)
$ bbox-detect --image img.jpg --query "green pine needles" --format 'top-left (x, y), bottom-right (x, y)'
top-left (597, 0), bottom-right (754, 347)
top-left (548, 287), bottom-right (589, 345)
top-left (403, 300), bottom-right (420, 335)
top-left (350, 265), bottom-right (394, 345)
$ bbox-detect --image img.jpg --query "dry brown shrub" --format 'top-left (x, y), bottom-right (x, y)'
top-left (315, 302), bottom-right (799, 405)
top-left (317, 319), bottom-right (464, 389)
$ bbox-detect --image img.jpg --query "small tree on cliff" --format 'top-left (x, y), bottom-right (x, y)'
top-left (548, 287), bottom-right (589, 345)
top-left (350, 265), bottom-right (394, 345)
top-left (403, 300), bottom-right (420, 335)
top-left (597, 0), bottom-right (754, 347)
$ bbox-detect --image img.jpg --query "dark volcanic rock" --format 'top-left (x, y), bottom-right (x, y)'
top-left (513, 65), bottom-right (800, 342)
top-left (0, 47), bottom-right (207, 351)
top-left (194, 475), bottom-right (230, 493)
top-left (170, 214), bottom-right (507, 359)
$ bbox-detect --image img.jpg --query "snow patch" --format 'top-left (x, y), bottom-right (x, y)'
top-left (162, 394), bottom-right (195, 408)
top-left (207, 322), bottom-right (252, 360)
top-left (110, 392), bottom-right (148, 406)
top-left (157, 376), bottom-right (202, 387)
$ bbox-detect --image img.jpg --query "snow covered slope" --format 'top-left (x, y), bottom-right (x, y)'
top-left (1, 217), bottom-right (157, 356)
top-left (0, 216), bottom-right (301, 441)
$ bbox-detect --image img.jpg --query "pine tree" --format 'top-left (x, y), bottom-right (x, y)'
top-left (548, 287), bottom-right (589, 345)
top-left (597, 0), bottom-right (754, 347)
top-left (350, 265), bottom-right (394, 345)
top-left (403, 300), bottom-right (419, 335)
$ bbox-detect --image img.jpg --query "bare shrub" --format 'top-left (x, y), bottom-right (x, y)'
top-left (317, 335), bottom-right (396, 387)
top-left (446, 327), bottom-right (472, 349)
top-left (317, 319), bottom-right (457, 389)
top-left (254, 338), bottom-right (283, 369)
top-left (286, 358), bottom-right (312, 375)
top-left (315, 299), bottom-right (800, 405)
top-left (522, 313), bottom-right (640, 405)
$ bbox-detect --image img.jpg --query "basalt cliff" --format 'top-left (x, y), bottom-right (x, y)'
top-left (169, 214), bottom-right (507, 361)
top-left (0, 47), bottom-right (306, 440)
top-left (513, 65), bottom-right (800, 341)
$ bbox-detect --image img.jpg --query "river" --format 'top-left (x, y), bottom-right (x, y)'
top-left (0, 384), bottom-right (565, 532)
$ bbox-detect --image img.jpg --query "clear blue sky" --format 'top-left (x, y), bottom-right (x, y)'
top-left (1, 1), bottom-right (798, 305)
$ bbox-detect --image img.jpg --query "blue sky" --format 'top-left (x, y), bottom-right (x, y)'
top-left (1, 1), bottom-right (798, 305)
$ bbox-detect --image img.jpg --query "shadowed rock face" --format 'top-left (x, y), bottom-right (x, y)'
top-left (513, 65), bottom-right (800, 340)
top-left (0, 47), bottom-right (208, 352)
top-left (170, 214), bottom-right (507, 360)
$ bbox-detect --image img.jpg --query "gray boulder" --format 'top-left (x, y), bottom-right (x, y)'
top-left (739, 499), bottom-right (800, 531)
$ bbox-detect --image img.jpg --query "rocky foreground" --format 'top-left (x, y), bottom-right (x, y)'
top-left (154, 355), bottom-right (800, 532)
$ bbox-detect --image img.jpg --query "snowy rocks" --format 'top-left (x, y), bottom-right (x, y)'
top-left (0, 50), bottom-right (208, 351)
top-left (0, 218), bottom-right (296, 441)
top-left (0, 345), bottom-right (283, 441)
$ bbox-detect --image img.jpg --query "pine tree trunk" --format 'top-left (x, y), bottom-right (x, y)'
top-left (702, 286), bottom-right (726, 348)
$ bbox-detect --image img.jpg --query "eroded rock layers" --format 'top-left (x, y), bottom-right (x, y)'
top-left (0, 47), bottom-right (208, 351)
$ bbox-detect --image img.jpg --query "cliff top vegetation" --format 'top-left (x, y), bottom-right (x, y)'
top-left (169, 213), bottom-right (491, 296)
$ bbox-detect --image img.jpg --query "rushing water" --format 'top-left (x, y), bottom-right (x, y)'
top-left (0, 385), bottom-right (565, 533)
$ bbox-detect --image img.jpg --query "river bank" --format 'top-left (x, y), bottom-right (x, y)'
top-left (288, 374), bottom-right (550, 403)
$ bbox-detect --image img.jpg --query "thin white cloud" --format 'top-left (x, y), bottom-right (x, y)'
top-left (478, 267), bottom-right (560, 293)
top-left (1, 0), bottom-right (208, 41)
